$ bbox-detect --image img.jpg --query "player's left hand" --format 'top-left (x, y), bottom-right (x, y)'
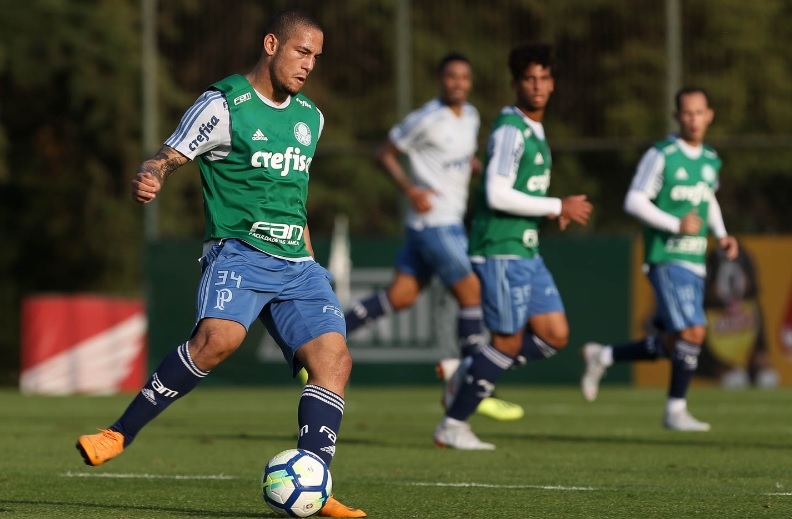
top-left (719, 235), bottom-right (739, 260)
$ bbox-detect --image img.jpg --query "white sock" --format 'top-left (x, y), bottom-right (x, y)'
top-left (666, 397), bottom-right (687, 414)
top-left (600, 346), bottom-right (614, 367)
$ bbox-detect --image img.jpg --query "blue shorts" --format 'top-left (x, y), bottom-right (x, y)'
top-left (196, 239), bottom-right (346, 373)
top-left (395, 224), bottom-right (473, 287)
top-left (473, 256), bottom-right (565, 335)
top-left (648, 263), bottom-right (705, 332)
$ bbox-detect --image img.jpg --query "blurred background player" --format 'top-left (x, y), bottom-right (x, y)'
top-left (433, 42), bottom-right (592, 449)
top-left (75, 10), bottom-right (364, 517)
top-left (580, 87), bottom-right (738, 432)
top-left (344, 52), bottom-right (524, 421)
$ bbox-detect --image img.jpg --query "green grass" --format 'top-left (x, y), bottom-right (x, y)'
top-left (1, 385), bottom-right (790, 518)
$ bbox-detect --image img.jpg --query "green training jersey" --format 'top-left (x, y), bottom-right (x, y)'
top-left (643, 138), bottom-right (721, 266)
top-left (469, 108), bottom-right (552, 258)
top-left (196, 74), bottom-right (321, 259)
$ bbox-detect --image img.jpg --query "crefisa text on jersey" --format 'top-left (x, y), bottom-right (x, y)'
top-left (188, 115), bottom-right (221, 152)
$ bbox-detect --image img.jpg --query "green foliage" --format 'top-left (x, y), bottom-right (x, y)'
top-left (1, 0), bottom-right (791, 383)
top-left (2, 386), bottom-right (792, 517)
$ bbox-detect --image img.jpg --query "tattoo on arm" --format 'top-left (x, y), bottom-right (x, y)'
top-left (140, 145), bottom-right (187, 184)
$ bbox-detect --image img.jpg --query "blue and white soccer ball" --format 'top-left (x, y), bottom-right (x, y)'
top-left (261, 448), bottom-right (332, 517)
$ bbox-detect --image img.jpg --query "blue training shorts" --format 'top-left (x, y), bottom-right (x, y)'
top-left (473, 256), bottom-right (565, 335)
top-left (395, 223), bottom-right (473, 287)
top-left (648, 263), bottom-right (706, 332)
top-left (195, 239), bottom-right (346, 373)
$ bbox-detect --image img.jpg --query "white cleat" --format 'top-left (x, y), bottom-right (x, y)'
top-left (434, 419), bottom-right (495, 450)
top-left (663, 410), bottom-right (711, 432)
top-left (580, 342), bottom-right (606, 402)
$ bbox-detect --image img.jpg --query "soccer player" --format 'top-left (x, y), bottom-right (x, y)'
top-left (344, 53), bottom-right (524, 421)
top-left (433, 42), bottom-right (593, 450)
top-left (580, 87), bottom-right (738, 432)
top-left (75, 11), bottom-right (365, 517)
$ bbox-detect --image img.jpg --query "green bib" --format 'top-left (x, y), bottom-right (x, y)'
top-left (469, 110), bottom-right (552, 258)
top-left (644, 138), bottom-right (721, 265)
top-left (196, 75), bottom-right (321, 258)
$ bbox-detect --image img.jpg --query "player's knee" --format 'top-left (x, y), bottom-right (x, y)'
top-left (188, 329), bottom-right (244, 370)
top-left (680, 326), bottom-right (706, 345)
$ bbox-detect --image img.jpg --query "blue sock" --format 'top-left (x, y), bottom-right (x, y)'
top-left (447, 344), bottom-right (513, 421)
top-left (457, 305), bottom-right (485, 357)
top-left (669, 339), bottom-right (701, 398)
top-left (297, 385), bottom-right (344, 468)
top-left (112, 343), bottom-right (209, 446)
top-left (345, 291), bottom-right (391, 333)
top-left (612, 335), bottom-right (666, 362)
top-left (514, 333), bottom-right (559, 367)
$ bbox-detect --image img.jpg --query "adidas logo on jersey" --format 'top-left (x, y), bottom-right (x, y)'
top-left (675, 168), bottom-right (688, 180)
top-left (252, 129), bottom-right (268, 141)
top-left (533, 152), bottom-right (545, 165)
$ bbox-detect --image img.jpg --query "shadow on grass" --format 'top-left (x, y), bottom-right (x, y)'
top-left (0, 499), bottom-right (278, 518)
top-left (487, 431), bottom-right (788, 450)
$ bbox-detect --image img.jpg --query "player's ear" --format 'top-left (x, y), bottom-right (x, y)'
top-left (263, 33), bottom-right (278, 56)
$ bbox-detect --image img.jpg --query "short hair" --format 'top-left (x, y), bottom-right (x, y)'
top-left (263, 10), bottom-right (322, 43)
top-left (436, 52), bottom-right (471, 76)
top-left (508, 42), bottom-right (554, 80)
top-left (675, 87), bottom-right (709, 112)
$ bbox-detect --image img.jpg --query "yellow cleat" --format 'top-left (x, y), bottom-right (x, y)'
top-left (76, 429), bottom-right (125, 466)
top-left (318, 494), bottom-right (367, 518)
top-left (476, 397), bottom-right (525, 421)
top-left (297, 367), bottom-right (309, 385)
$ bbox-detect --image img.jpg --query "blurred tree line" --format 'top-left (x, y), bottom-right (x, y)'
top-left (0, 0), bottom-right (790, 384)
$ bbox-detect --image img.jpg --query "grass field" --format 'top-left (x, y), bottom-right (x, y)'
top-left (1, 384), bottom-right (790, 518)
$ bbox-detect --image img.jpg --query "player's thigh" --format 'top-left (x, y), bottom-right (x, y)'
top-left (417, 224), bottom-right (474, 288)
top-left (525, 257), bottom-right (567, 347)
top-left (473, 257), bottom-right (534, 335)
top-left (263, 261), bottom-right (347, 376)
top-left (196, 239), bottom-right (280, 326)
top-left (394, 228), bottom-right (434, 286)
top-left (386, 271), bottom-right (424, 310)
top-left (648, 264), bottom-right (706, 333)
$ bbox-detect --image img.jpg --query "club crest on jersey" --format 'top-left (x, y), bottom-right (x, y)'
top-left (701, 164), bottom-right (717, 183)
top-left (294, 122), bottom-right (312, 146)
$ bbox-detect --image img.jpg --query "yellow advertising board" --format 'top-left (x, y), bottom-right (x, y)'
top-left (632, 235), bottom-right (792, 387)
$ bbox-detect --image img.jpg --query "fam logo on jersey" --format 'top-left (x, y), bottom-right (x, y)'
top-left (233, 92), bottom-right (252, 105)
top-left (294, 122), bottom-right (312, 146)
top-left (701, 164), bottom-right (717, 183)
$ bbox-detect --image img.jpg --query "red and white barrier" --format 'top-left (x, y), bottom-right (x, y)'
top-left (20, 295), bottom-right (147, 395)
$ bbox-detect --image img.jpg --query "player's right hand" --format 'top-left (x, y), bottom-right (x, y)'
top-left (679, 209), bottom-right (702, 235)
top-left (407, 186), bottom-right (436, 213)
top-left (131, 172), bottom-right (161, 204)
top-left (559, 194), bottom-right (593, 226)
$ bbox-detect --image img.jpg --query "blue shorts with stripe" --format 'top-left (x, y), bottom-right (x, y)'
top-left (195, 239), bottom-right (346, 374)
top-left (473, 256), bottom-right (565, 335)
top-left (395, 224), bottom-right (473, 287)
top-left (647, 263), bottom-right (705, 332)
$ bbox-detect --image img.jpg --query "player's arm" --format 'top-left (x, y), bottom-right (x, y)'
top-left (623, 147), bottom-right (700, 234)
top-left (708, 194), bottom-right (738, 260)
top-left (133, 90), bottom-right (230, 204)
top-left (303, 224), bottom-right (315, 259)
top-left (374, 138), bottom-right (434, 213)
top-left (485, 125), bottom-right (591, 226)
top-left (131, 145), bottom-right (189, 204)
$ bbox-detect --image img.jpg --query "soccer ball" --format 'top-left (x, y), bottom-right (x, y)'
top-left (261, 448), bottom-right (332, 517)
